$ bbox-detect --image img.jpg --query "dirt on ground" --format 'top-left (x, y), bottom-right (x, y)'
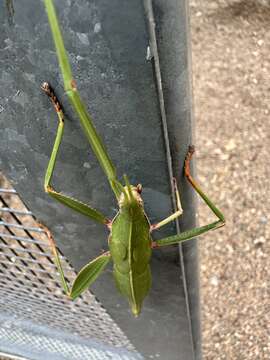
top-left (190, 0), bottom-right (270, 359)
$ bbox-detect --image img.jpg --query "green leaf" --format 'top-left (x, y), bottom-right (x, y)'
top-left (70, 253), bottom-right (111, 299)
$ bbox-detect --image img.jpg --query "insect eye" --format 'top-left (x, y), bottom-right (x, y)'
top-left (136, 184), bottom-right (142, 193)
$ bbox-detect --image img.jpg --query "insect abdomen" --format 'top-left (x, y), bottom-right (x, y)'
top-left (109, 205), bottom-right (152, 316)
top-left (113, 265), bottom-right (151, 316)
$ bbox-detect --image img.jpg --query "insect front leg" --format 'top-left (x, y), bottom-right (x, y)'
top-left (42, 82), bottom-right (110, 226)
top-left (152, 146), bottom-right (225, 248)
top-left (150, 178), bottom-right (183, 231)
top-left (40, 223), bottom-right (111, 299)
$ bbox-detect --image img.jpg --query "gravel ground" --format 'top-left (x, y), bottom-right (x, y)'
top-left (190, 0), bottom-right (270, 359)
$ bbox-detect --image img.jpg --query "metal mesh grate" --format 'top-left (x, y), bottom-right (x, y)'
top-left (0, 174), bottom-right (142, 360)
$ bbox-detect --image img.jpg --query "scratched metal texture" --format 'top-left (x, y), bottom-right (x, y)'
top-left (0, 0), bottom-right (200, 359)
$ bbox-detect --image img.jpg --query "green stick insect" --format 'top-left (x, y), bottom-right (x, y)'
top-left (42, 0), bottom-right (225, 316)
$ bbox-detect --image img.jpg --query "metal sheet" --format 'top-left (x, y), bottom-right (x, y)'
top-left (0, 0), bottom-right (199, 359)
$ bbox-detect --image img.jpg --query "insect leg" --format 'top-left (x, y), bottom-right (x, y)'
top-left (42, 82), bottom-right (109, 226)
top-left (184, 145), bottom-right (225, 224)
top-left (152, 146), bottom-right (225, 248)
top-left (150, 178), bottom-right (183, 231)
top-left (40, 223), bottom-right (111, 298)
top-left (70, 250), bottom-right (111, 300)
top-left (44, 0), bottom-right (121, 199)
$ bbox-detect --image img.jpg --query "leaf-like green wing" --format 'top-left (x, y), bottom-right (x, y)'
top-left (70, 252), bottom-right (111, 300)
